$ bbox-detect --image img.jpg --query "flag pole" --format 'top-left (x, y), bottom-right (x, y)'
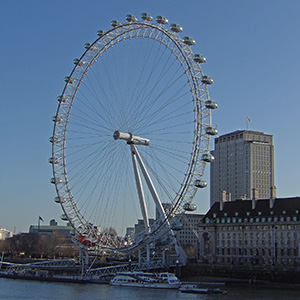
top-left (38, 216), bottom-right (44, 234)
top-left (38, 217), bottom-right (40, 234)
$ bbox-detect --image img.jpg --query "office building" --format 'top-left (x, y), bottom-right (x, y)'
top-left (174, 214), bottom-right (203, 247)
top-left (210, 130), bottom-right (275, 206)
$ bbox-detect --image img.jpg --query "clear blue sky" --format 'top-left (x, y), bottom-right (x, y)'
top-left (1, 0), bottom-right (299, 233)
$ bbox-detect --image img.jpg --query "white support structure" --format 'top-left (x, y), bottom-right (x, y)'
top-left (133, 144), bottom-right (188, 265)
top-left (130, 144), bottom-right (150, 233)
top-left (114, 130), bottom-right (171, 234)
top-left (114, 130), bottom-right (188, 265)
top-left (131, 144), bottom-right (170, 225)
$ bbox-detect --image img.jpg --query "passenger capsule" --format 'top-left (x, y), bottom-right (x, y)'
top-left (201, 75), bottom-right (214, 85)
top-left (64, 76), bottom-right (75, 84)
top-left (205, 126), bottom-right (218, 136)
top-left (55, 197), bottom-right (66, 203)
top-left (171, 222), bottom-right (183, 231)
top-left (193, 54), bottom-right (206, 63)
top-left (183, 36), bottom-right (195, 45)
top-left (50, 177), bottom-right (61, 184)
top-left (126, 14), bottom-right (138, 22)
top-left (57, 95), bottom-right (68, 103)
top-left (73, 58), bottom-right (84, 66)
top-left (84, 43), bottom-right (96, 51)
top-left (61, 214), bottom-right (69, 221)
top-left (97, 30), bottom-right (106, 37)
top-left (141, 12), bottom-right (153, 21)
top-left (201, 153), bottom-right (215, 163)
top-left (170, 23), bottom-right (183, 32)
top-left (183, 203), bottom-right (197, 211)
top-left (48, 157), bottom-right (60, 164)
top-left (194, 180), bottom-right (207, 188)
top-left (205, 100), bottom-right (218, 109)
top-left (51, 115), bottom-right (63, 123)
top-left (156, 16), bottom-right (168, 24)
top-left (84, 43), bottom-right (91, 49)
top-left (111, 20), bottom-right (122, 27)
top-left (49, 136), bottom-right (60, 144)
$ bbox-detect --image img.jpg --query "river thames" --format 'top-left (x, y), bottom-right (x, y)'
top-left (0, 278), bottom-right (300, 300)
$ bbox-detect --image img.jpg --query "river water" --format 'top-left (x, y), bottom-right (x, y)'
top-left (0, 278), bottom-right (299, 300)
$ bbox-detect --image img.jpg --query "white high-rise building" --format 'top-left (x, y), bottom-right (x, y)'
top-left (210, 130), bottom-right (275, 206)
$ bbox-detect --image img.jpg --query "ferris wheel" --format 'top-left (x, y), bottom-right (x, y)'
top-left (49, 13), bottom-right (218, 254)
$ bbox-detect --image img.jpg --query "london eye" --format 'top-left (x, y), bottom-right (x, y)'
top-left (49, 13), bottom-right (218, 259)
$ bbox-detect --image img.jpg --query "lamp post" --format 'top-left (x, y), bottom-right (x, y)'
top-left (128, 258), bottom-right (132, 272)
top-left (176, 260), bottom-right (181, 278)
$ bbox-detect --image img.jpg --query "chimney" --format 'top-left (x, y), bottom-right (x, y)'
top-left (219, 201), bottom-right (224, 211)
top-left (227, 192), bottom-right (232, 202)
top-left (221, 190), bottom-right (227, 202)
top-left (270, 186), bottom-right (277, 208)
top-left (269, 198), bottom-right (275, 209)
top-left (270, 186), bottom-right (277, 199)
top-left (219, 190), bottom-right (227, 211)
top-left (252, 188), bottom-right (259, 200)
top-left (252, 188), bottom-right (258, 209)
top-left (240, 194), bottom-right (247, 200)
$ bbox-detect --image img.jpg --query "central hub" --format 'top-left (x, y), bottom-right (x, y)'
top-left (113, 130), bottom-right (132, 141)
top-left (113, 130), bottom-right (150, 146)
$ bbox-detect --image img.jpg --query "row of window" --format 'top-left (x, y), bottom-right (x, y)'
top-left (215, 257), bottom-right (295, 265)
top-left (218, 239), bottom-right (298, 247)
top-left (205, 216), bottom-right (299, 224)
top-left (216, 247), bottom-right (299, 258)
top-left (210, 225), bottom-right (297, 231)
top-left (218, 231), bottom-right (297, 239)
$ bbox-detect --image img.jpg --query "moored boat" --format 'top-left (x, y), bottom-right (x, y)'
top-left (110, 271), bottom-right (181, 289)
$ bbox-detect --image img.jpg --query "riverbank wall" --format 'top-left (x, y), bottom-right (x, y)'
top-left (181, 263), bottom-right (300, 285)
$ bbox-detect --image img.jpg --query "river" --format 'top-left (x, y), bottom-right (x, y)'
top-left (0, 278), bottom-right (299, 300)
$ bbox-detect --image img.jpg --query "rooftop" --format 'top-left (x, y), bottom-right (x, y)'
top-left (205, 197), bottom-right (300, 220)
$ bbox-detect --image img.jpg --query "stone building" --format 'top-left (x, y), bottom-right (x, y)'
top-left (197, 197), bottom-right (300, 269)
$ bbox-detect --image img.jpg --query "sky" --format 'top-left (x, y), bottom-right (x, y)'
top-left (0, 0), bottom-right (300, 233)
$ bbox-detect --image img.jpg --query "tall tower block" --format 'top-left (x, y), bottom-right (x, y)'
top-left (210, 130), bottom-right (275, 206)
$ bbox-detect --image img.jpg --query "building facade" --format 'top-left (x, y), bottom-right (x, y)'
top-left (29, 219), bottom-right (73, 236)
top-left (210, 130), bottom-right (275, 206)
top-left (198, 197), bottom-right (300, 269)
top-left (174, 214), bottom-right (203, 247)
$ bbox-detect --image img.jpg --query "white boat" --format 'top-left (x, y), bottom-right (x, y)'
top-left (110, 271), bottom-right (181, 289)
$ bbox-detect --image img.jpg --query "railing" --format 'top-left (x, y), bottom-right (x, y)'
top-left (3, 258), bottom-right (166, 279)
top-left (84, 260), bottom-right (165, 278)
top-left (5, 259), bottom-right (77, 273)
